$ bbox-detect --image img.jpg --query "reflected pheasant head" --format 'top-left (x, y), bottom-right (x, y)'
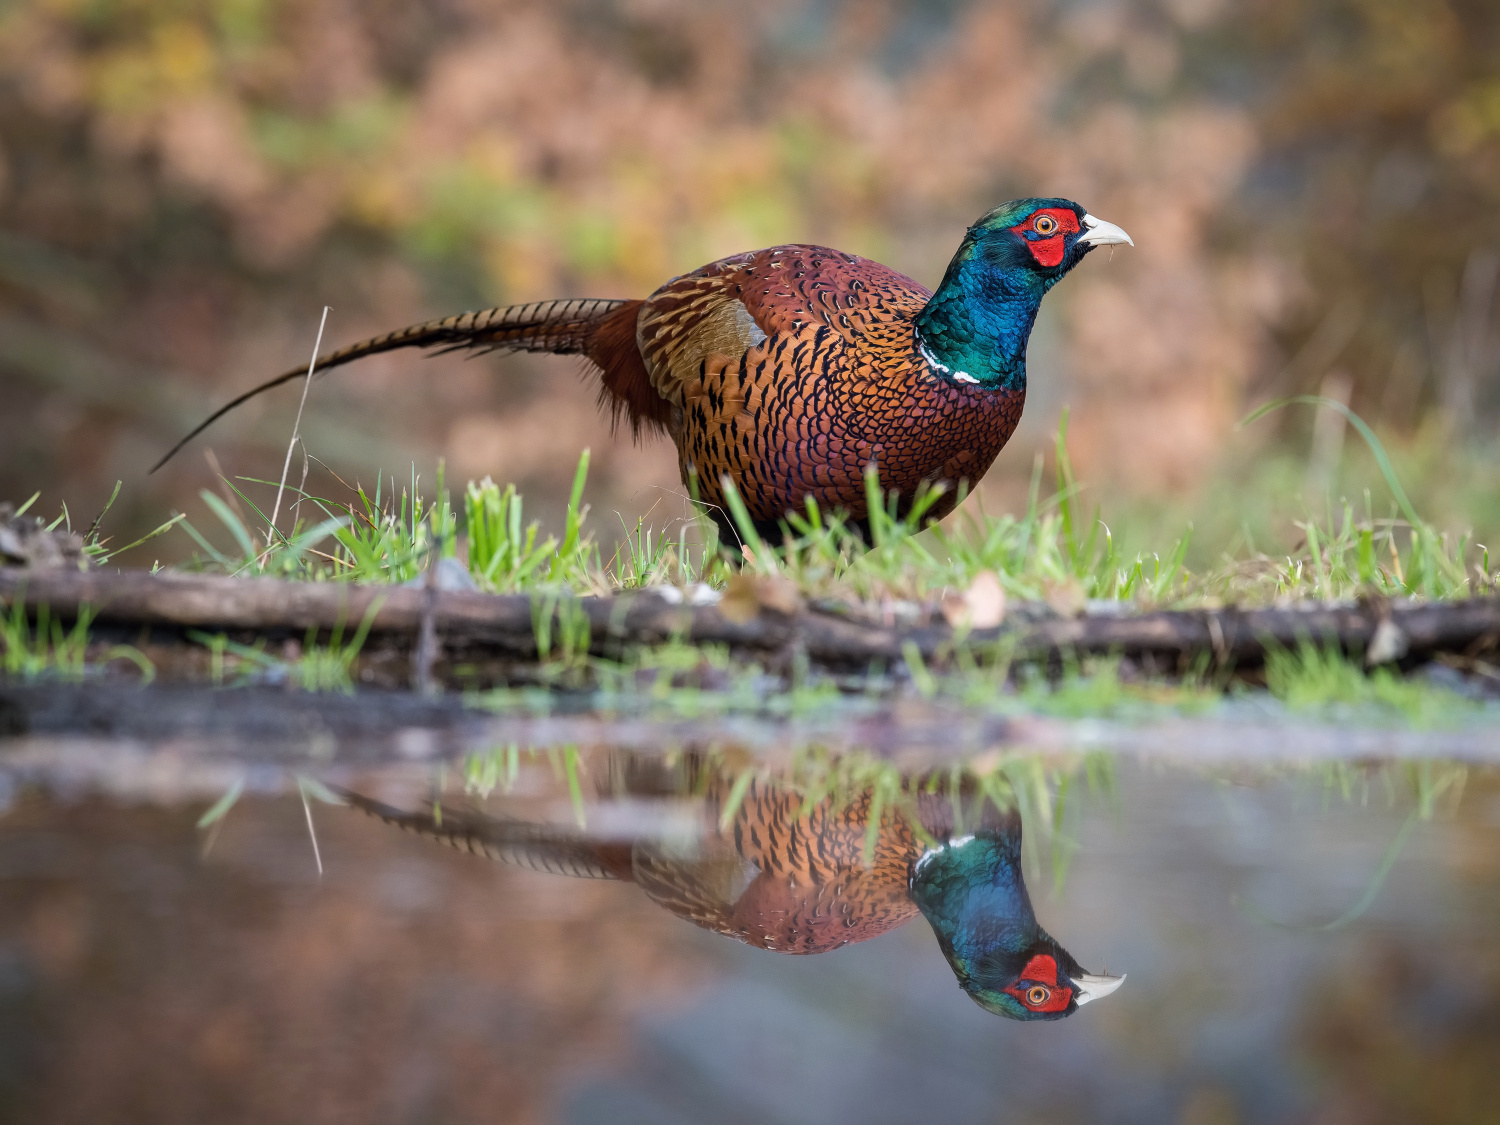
top-left (910, 828), bottom-right (1124, 1021)
top-left (339, 748), bottom-right (1124, 1023)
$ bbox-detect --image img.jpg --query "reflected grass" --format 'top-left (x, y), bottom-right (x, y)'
top-left (1, 601), bottom-right (154, 683)
top-left (1265, 642), bottom-right (1482, 725)
top-left (1239, 758), bottom-right (1468, 931)
top-left (448, 740), bottom-right (1473, 921)
top-left (184, 600), bottom-right (381, 693)
top-left (465, 638), bottom-right (1496, 728)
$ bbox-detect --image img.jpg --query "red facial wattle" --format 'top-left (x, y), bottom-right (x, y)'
top-left (1002, 953), bottom-right (1075, 1014)
top-left (1009, 208), bottom-right (1081, 268)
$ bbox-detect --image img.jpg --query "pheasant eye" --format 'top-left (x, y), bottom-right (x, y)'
top-left (1033, 215), bottom-right (1058, 236)
top-left (1026, 986), bottom-right (1050, 1005)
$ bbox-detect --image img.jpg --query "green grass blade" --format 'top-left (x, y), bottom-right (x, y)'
top-left (1241, 396), bottom-right (1420, 528)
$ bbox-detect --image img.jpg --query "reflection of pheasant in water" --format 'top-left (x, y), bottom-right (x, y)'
top-left (156, 200), bottom-right (1130, 543)
top-left (341, 759), bottom-right (1123, 1021)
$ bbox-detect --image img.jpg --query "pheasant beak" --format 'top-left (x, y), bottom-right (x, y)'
top-left (1071, 971), bottom-right (1126, 1006)
top-left (1078, 214), bottom-right (1134, 248)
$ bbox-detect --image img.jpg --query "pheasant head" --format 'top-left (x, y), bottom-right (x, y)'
top-left (910, 825), bottom-right (1124, 1021)
top-left (914, 197), bottom-right (1132, 392)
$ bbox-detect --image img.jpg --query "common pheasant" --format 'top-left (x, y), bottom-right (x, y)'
top-left (341, 753), bottom-right (1124, 1021)
top-left (156, 199), bottom-right (1131, 544)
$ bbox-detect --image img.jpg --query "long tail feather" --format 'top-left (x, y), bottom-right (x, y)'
top-left (150, 298), bottom-right (636, 473)
top-left (337, 787), bottom-right (628, 880)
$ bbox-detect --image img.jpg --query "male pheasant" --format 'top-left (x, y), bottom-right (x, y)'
top-left (156, 199), bottom-right (1131, 543)
top-left (341, 752), bottom-right (1124, 1021)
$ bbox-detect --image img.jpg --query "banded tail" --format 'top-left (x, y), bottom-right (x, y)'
top-left (338, 788), bottom-right (636, 881)
top-left (151, 296), bottom-right (663, 473)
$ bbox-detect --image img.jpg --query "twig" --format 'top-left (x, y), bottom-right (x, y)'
top-left (300, 781), bottom-right (324, 876)
top-left (411, 536), bottom-right (443, 695)
top-left (262, 306), bottom-right (331, 566)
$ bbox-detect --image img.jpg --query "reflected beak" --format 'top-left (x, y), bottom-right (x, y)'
top-left (1072, 972), bottom-right (1126, 1006)
top-left (1078, 214), bottom-right (1134, 248)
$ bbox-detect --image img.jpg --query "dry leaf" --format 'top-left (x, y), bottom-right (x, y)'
top-left (1042, 577), bottom-right (1086, 618)
top-left (942, 570), bottom-right (1007, 629)
top-left (755, 575), bottom-right (803, 616)
top-left (718, 574), bottom-right (803, 624)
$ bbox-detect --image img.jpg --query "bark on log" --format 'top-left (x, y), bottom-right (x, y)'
top-left (3, 567), bottom-right (1499, 670)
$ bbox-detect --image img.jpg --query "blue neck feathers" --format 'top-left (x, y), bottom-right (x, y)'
top-left (910, 831), bottom-right (1045, 980)
top-left (914, 247), bottom-right (1053, 393)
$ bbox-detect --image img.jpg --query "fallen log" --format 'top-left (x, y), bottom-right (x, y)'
top-left (3, 568), bottom-right (1499, 680)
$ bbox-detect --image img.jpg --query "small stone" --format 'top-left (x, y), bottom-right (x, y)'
top-left (0, 502), bottom-right (86, 570)
top-left (403, 556), bottom-right (477, 592)
top-left (1365, 618), bottom-right (1409, 666)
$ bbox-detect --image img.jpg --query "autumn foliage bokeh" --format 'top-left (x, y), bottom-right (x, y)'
top-left (2, 0), bottom-right (1497, 547)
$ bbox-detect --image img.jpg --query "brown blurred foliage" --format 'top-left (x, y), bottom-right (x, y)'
top-left (0, 0), bottom-right (1497, 549)
top-left (0, 795), bottom-right (712, 1125)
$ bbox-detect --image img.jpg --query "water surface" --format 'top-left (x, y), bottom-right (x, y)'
top-left (1, 720), bottom-right (1496, 1124)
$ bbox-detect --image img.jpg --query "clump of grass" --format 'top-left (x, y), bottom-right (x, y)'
top-left (179, 462), bottom-right (453, 583)
top-left (724, 407), bottom-right (1489, 608)
top-left (707, 413), bottom-right (1196, 607)
top-left (529, 590), bottom-right (593, 683)
top-left (466, 451), bottom-right (616, 592)
top-left (1264, 642), bottom-right (1478, 725)
top-left (1, 601), bottom-right (93, 680)
top-left (291, 602), bottom-right (382, 693)
top-left (176, 451), bottom-right (665, 594)
top-left (0, 601), bottom-right (154, 683)
top-left (466, 477), bottom-right (563, 591)
top-left (11, 482), bottom-right (184, 570)
top-left (184, 601), bottom-right (381, 692)
top-left (160, 398), bottom-right (1494, 615)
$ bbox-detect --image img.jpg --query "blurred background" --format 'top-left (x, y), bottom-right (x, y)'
top-left (2, 0), bottom-right (1499, 560)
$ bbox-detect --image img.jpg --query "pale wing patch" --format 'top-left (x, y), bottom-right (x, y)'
top-left (638, 286), bottom-right (767, 407)
top-left (630, 835), bottom-right (759, 935)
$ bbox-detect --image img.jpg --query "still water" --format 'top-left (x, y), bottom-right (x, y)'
top-left (1, 729), bottom-right (1497, 1124)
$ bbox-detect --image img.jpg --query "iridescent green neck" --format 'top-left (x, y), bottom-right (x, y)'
top-left (913, 243), bottom-right (1053, 392)
top-left (911, 832), bottom-right (1044, 979)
